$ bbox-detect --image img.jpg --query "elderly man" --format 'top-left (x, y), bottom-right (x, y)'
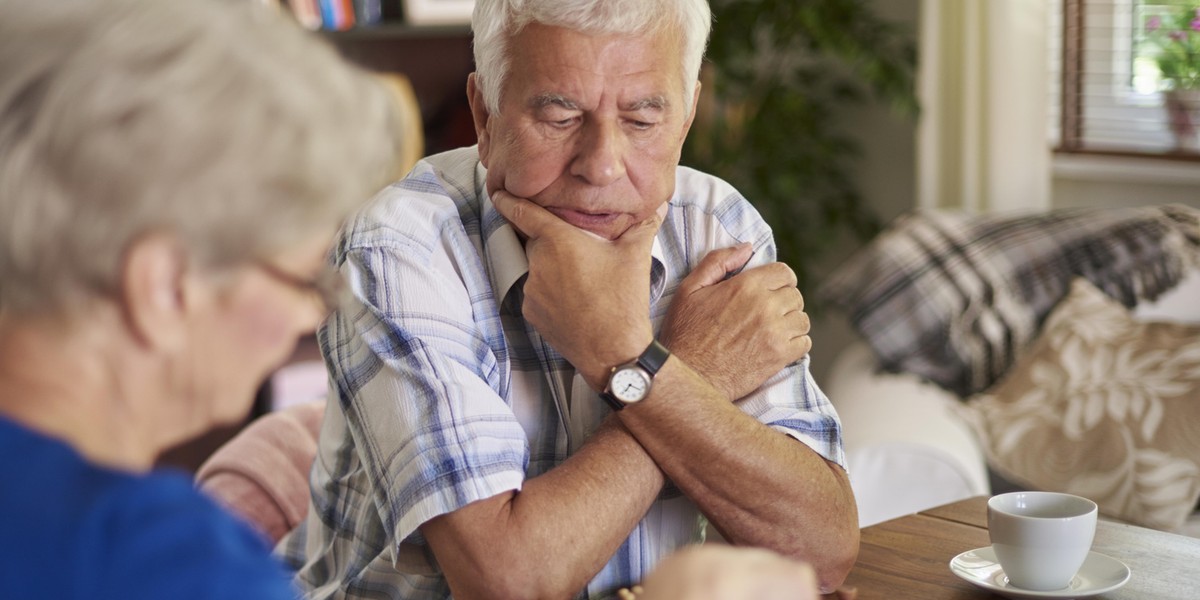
top-left (281, 0), bottom-right (859, 597)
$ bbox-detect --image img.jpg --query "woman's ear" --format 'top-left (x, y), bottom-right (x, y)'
top-left (119, 233), bottom-right (189, 352)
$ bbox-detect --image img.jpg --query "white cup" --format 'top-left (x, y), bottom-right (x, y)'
top-left (987, 491), bottom-right (1098, 591)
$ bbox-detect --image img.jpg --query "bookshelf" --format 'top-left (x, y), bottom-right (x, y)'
top-left (327, 24), bottom-right (476, 154)
top-left (325, 22), bottom-right (471, 41)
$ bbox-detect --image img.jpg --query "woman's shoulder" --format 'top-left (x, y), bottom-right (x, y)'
top-left (0, 421), bottom-right (292, 599)
top-left (78, 472), bottom-right (295, 599)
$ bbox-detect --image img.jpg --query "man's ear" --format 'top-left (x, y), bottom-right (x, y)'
top-left (119, 233), bottom-right (189, 352)
top-left (467, 73), bottom-right (493, 166)
top-left (681, 80), bottom-right (702, 141)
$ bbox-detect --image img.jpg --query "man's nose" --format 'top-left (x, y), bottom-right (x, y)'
top-left (570, 120), bottom-right (627, 186)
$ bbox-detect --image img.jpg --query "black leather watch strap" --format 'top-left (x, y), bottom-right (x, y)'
top-left (599, 390), bottom-right (626, 411)
top-left (635, 339), bottom-right (670, 377)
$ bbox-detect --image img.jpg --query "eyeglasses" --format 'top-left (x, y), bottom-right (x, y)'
top-left (254, 261), bottom-right (349, 315)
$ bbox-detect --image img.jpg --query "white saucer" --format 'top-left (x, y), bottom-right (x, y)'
top-left (949, 547), bottom-right (1131, 599)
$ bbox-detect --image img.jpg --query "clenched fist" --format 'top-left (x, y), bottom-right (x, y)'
top-left (660, 244), bottom-right (812, 401)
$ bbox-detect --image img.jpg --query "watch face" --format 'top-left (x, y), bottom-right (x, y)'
top-left (610, 367), bottom-right (650, 403)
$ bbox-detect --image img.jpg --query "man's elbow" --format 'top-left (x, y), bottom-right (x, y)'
top-left (445, 567), bottom-right (581, 600)
top-left (786, 524), bottom-right (859, 593)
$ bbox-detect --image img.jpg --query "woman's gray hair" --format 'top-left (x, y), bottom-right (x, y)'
top-left (472, 0), bottom-right (712, 115)
top-left (0, 0), bottom-right (405, 317)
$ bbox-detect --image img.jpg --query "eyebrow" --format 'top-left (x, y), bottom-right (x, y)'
top-left (624, 95), bottom-right (669, 112)
top-left (530, 93), bottom-right (579, 111)
top-left (528, 93), bottom-right (670, 112)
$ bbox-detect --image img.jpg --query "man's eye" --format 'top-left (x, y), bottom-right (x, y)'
top-left (628, 120), bottom-right (655, 131)
top-left (549, 117), bottom-right (579, 129)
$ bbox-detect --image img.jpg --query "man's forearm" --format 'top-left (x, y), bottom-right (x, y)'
top-left (615, 356), bottom-right (860, 592)
top-left (421, 418), bottom-right (665, 600)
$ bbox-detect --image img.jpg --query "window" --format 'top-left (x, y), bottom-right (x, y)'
top-left (1053, 0), bottom-right (1200, 157)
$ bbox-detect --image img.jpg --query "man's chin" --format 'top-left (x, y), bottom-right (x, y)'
top-left (581, 220), bottom-right (636, 241)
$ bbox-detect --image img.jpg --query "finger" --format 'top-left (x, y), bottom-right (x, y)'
top-left (834, 586), bottom-right (858, 600)
top-left (491, 189), bottom-right (567, 241)
top-left (761, 336), bottom-right (811, 370)
top-left (680, 242), bottom-right (754, 294)
top-left (777, 305), bottom-right (811, 336)
top-left (740, 262), bottom-right (798, 291)
top-left (614, 208), bottom-right (665, 249)
top-left (770, 313), bottom-right (811, 352)
top-left (764, 285), bottom-right (806, 315)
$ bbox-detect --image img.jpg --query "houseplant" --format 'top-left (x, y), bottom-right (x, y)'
top-left (1145, 2), bottom-right (1200, 150)
top-left (682, 0), bottom-right (917, 297)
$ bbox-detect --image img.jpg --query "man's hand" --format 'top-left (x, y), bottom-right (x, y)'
top-left (630, 546), bottom-right (822, 600)
top-left (659, 244), bottom-right (812, 401)
top-left (491, 190), bottom-right (660, 389)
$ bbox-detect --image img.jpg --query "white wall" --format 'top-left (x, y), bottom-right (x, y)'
top-left (1052, 155), bottom-right (1200, 210)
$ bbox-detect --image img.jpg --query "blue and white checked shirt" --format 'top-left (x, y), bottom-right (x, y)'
top-left (279, 147), bottom-right (845, 600)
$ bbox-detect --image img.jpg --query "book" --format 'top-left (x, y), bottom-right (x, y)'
top-left (286, 0), bottom-right (323, 30)
top-left (352, 0), bottom-right (382, 26)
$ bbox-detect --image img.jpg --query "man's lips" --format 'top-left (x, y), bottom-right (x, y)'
top-left (545, 207), bottom-right (623, 232)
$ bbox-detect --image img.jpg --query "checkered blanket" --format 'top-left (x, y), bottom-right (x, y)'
top-left (819, 204), bottom-right (1200, 398)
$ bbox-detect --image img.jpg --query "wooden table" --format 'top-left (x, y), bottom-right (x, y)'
top-left (840, 496), bottom-right (1199, 599)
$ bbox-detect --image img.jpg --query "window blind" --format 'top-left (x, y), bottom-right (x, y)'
top-left (1053, 0), bottom-right (1199, 156)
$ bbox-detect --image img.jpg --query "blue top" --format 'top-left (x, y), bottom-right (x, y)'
top-left (0, 415), bottom-right (296, 600)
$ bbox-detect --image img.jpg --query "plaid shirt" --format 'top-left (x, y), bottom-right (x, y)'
top-left (279, 147), bottom-right (845, 600)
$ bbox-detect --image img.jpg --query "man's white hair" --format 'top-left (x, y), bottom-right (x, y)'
top-left (471, 0), bottom-right (712, 114)
top-left (0, 0), bottom-right (404, 317)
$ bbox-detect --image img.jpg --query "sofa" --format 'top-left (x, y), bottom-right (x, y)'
top-left (819, 205), bottom-right (1200, 537)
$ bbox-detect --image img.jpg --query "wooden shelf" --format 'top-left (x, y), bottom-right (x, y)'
top-left (324, 24), bottom-right (477, 154)
top-left (322, 23), bottom-right (471, 42)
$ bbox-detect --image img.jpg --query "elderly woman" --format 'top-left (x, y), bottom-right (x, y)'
top-left (0, 0), bottom-right (402, 598)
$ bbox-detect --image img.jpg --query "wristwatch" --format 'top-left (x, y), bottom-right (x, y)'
top-left (600, 339), bottom-right (671, 411)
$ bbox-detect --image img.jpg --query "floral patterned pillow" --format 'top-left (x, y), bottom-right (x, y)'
top-left (958, 278), bottom-right (1200, 531)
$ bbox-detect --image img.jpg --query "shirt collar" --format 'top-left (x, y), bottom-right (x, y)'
top-left (477, 164), bottom-right (669, 303)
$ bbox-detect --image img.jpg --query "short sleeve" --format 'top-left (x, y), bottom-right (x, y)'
top-left (326, 190), bottom-right (530, 560)
top-left (737, 356), bottom-right (847, 469)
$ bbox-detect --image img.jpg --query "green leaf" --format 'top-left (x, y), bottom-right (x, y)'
top-left (684, 0), bottom-right (916, 304)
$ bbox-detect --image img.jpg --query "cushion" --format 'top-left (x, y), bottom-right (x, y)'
top-left (819, 205), bottom-right (1200, 397)
top-left (196, 399), bottom-right (326, 544)
top-left (824, 343), bottom-right (990, 527)
top-left (1133, 267), bottom-right (1200, 323)
top-left (957, 278), bottom-right (1200, 532)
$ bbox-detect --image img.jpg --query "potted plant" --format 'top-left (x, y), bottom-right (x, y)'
top-left (682, 0), bottom-right (917, 298)
top-left (1145, 2), bottom-right (1200, 150)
